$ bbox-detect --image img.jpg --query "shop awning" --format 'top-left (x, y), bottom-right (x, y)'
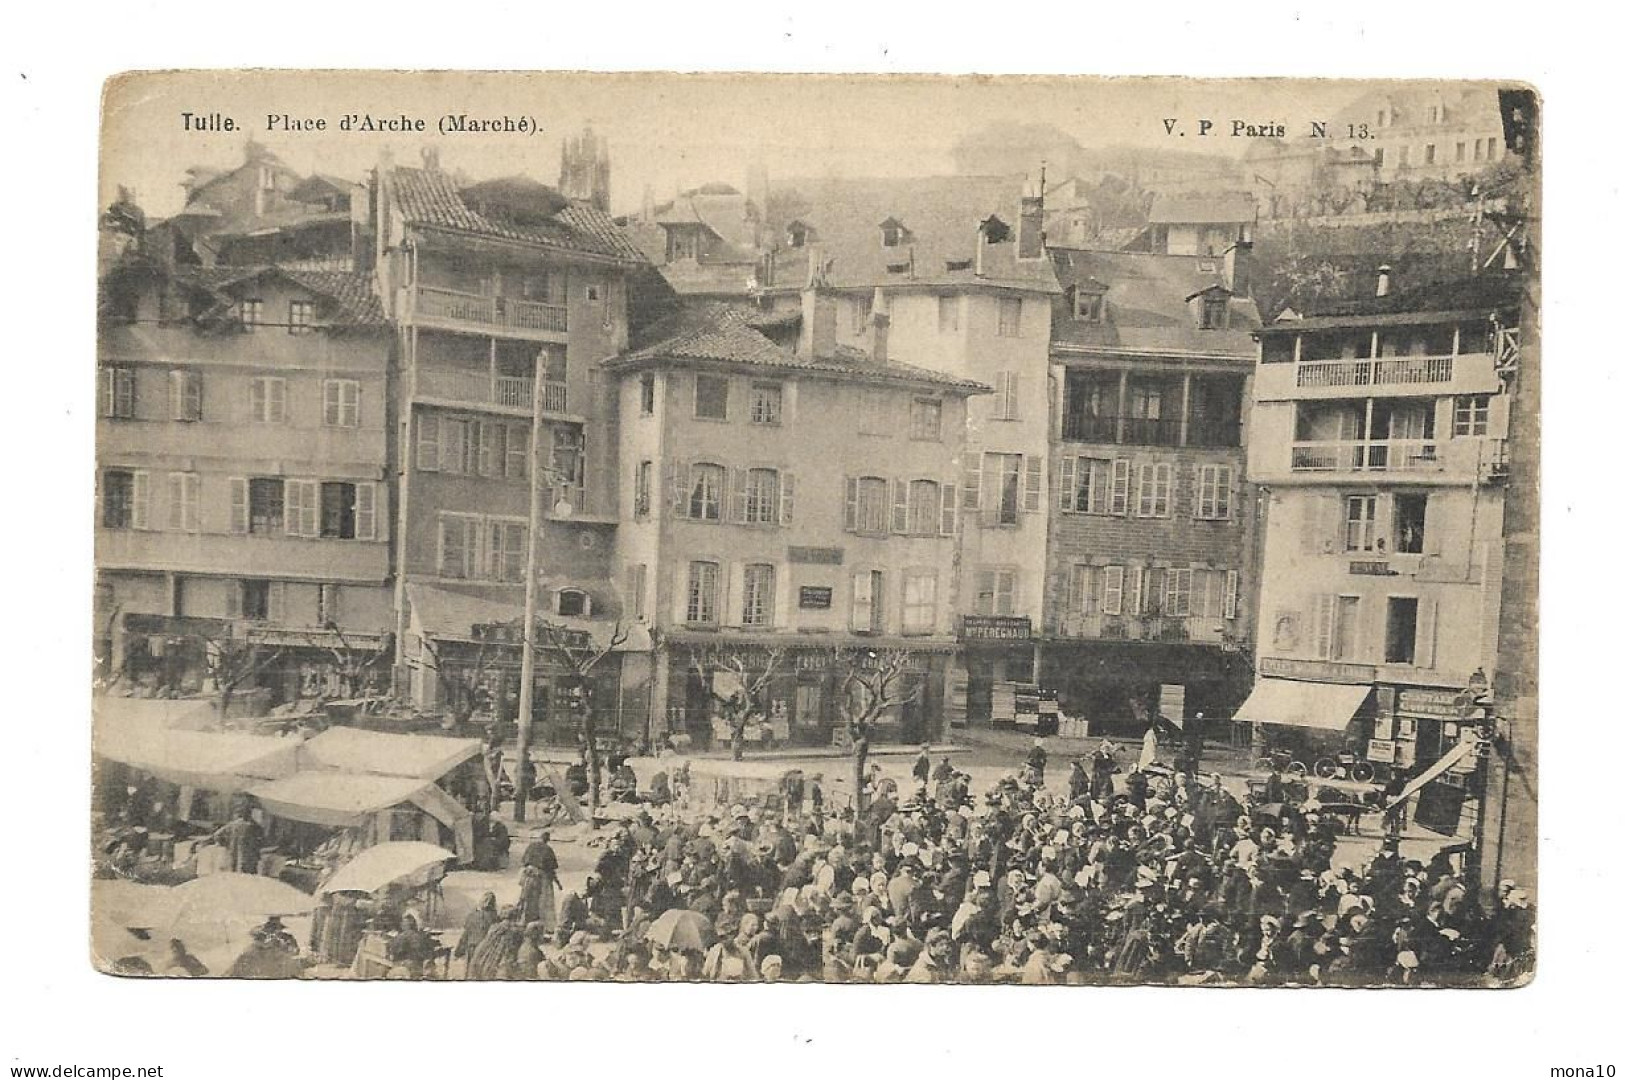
top-left (407, 582), bottom-right (652, 651)
top-left (1234, 678), bottom-right (1371, 732)
top-left (94, 714), bottom-right (300, 794)
top-left (247, 772), bottom-right (432, 828)
top-left (296, 726), bottom-right (481, 780)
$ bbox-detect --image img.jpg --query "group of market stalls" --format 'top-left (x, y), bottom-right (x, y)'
top-left (93, 697), bottom-right (484, 866)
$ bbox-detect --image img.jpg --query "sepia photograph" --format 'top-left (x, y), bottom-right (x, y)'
top-left (89, 70), bottom-right (1538, 990)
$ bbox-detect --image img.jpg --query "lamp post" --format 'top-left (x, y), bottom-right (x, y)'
top-left (513, 356), bottom-right (574, 822)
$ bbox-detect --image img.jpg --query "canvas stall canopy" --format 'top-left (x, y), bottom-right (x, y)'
top-left (93, 698), bottom-right (300, 794)
top-left (295, 726), bottom-right (481, 779)
top-left (247, 772), bottom-right (432, 829)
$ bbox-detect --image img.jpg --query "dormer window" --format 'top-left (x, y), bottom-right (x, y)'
top-left (879, 218), bottom-right (909, 247)
top-left (555, 588), bottom-right (590, 618)
top-left (1074, 290), bottom-right (1104, 323)
top-left (786, 221), bottom-right (809, 248)
top-left (1198, 294), bottom-right (1230, 330)
top-left (980, 215), bottom-right (1011, 244)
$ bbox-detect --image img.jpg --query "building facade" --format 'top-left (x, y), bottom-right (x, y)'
top-left (1041, 246), bottom-right (1259, 735)
top-left (95, 262), bottom-right (396, 704)
top-left (1243, 269), bottom-right (1522, 830)
top-left (372, 156), bottom-right (651, 741)
top-left (607, 299), bottom-right (985, 749)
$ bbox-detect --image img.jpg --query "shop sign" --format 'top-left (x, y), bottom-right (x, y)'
top-left (1398, 688), bottom-right (1467, 720)
top-left (1349, 560), bottom-right (1395, 576)
top-left (960, 615), bottom-right (1032, 642)
top-left (1367, 739), bottom-right (1397, 763)
top-left (789, 546), bottom-right (844, 565)
top-left (1258, 657), bottom-right (1377, 684)
top-left (799, 586), bottom-right (834, 609)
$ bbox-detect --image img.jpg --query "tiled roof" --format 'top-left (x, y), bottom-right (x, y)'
top-left (762, 175), bottom-right (1060, 294)
top-left (169, 265), bottom-right (387, 328)
top-left (1048, 248), bottom-right (1259, 358)
top-left (610, 302), bottom-right (989, 393)
top-left (387, 166), bottom-right (645, 265)
top-left (1259, 272), bottom-right (1524, 333)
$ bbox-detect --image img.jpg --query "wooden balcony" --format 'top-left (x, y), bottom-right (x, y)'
top-left (1057, 612), bottom-right (1229, 645)
top-left (417, 368), bottom-right (569, 414)
top-left (1290, 439), bottom-right (1444, 473)
top-left (409, 285), bottom-right (568, 340)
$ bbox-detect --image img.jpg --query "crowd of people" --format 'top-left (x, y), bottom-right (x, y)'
top-left (443, 743), bottom-right (1535, 986)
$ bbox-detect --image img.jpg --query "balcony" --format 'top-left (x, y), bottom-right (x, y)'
top-left (1060, 414), bottom-right (1185, 446)
top-left (417, 368), bottom-right (569, 414)
top-left (1296, 355), bottom-right (1454, 389)
top-left (1257, 351), bottom-right (1501, 403)
top-left (1290, 439), bottom-right (1443, 473)
top-left (96, 528), bottom-right (389, 582)
top-left (409, 285), bottom-right (568, 340)
top-left (1057, 612), bottom-right (1229, 645)
top-left (1060, 413), bottom-right (1118, 443)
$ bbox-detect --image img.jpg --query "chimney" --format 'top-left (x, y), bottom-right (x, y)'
top-left (421, 145), bottom-right (441, 172)
top-left (1224, 241), bottom-right (1254, 297)
top-left (799, 285), bottom-right (837, 358)
top-left (1018, 176), bottom-right (1045, 260)
top-left (641, 183), bottom-right (655, 222)
top-left (975, 230), bottom-right (987, 277)
top-left (1376, 264), bottom-right (1392, 297)
top-left (870, 288), bottom-right (891, 364)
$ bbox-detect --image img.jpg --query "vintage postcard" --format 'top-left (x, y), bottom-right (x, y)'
top-left (93, 71), bottom-right (1538, 986)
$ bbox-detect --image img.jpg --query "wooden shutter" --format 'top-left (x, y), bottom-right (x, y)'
top-left (1110, 460), bottom-right (1130, 515)
top-left (1415, 598), bottom-right (1438, 668)
top-left (891, 479), bottom-right (909, 534)
top-left (417, 414), bottom-right (440, 472)
top-left (779, 472), bottom-right (795, 525)
top-left (478, 421), bottom-right (498, 476)
top-left (1421, 494), bottom-right (1444, 556)
top-left (1068, 564), bottom-right (1092, 614)
top-left (992, 373), bottom-right (1008, 419)
top-left (1311, 594), bottom-right (1334, 659)
top-left (1023, 455), bottom-right (1043, 512)
top-left (225, 581), bottom-right (242, 618)
top-left (229, 478), bottom-right (248, 534)
top-left (127, 472), bottom-right (148, 530)
top-left (940, 482), bottom-right (958, 536)
top-left (1156, 463), bottom-right (1173, 517)
top-left (1135, 463), bottom-right (1152, 517)
top-left (356, 483), bottom-right (377, 540)
top-left (843, 476), bottom-right (859, 531)
top-left (961, 453), bottom-right (982, 511)
top-left (167, 473), bottom-right (185, 531)
top-left (729, 467), bottom-right (749, 524)
top-left (1223, 570), bottom-right (1239, 620)
top-left (323, 379), bottom-right (340, 426)
top-left (285, 480), bottom-right (316, 537)
top-left (249, 378), bottom-right (266, 422)
top-left (343, 381), bottom-right (360, 426)
top-left (668, 461), bottom-right (690, 517)
top-left (1058, 456), bottom-right (1076, 512)
top-left (1128, 568), bottom-right (1145, 615)
top-left (996, 571), bottom-right (1017, 615)
top-left (269, 378), bottom-right (287, 423)
top-left (1102, 566), bottom-right (1124, 616)
top-left (268, 582), bottom-right (286, 624)
top-left (439, 419), bottom-right (463, 474)
top-left (98, 368), bottom-right (113, 417)
top-left (1302, 494), bottom-right (1337, 554)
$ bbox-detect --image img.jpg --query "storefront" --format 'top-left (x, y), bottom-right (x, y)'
top-left (953, 616), bottom-right (1036, 727)
top-left (1037, 636), bottom-right (1249, 737)
top-left (662, 633), bottom-right (952, 751)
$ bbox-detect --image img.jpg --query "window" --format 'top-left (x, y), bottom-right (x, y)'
top-left (1164, 569), bottom-right (1193, 617)
top-left (556, 588), bottom-right (588, 618)
top-left (320, 482), bottom-right (356, 539)
top-left (851, 570), bottom-right (884, 632)
top-left (1487, 137), bottom-right (1498, 159)
top-left (852, 297), bottom-right (873, 333)
top-left (317, 584), bottom-right (340, 626)
top-left (504, 422), bottom-right (529, 479)
top-left (102, 470), bottom-right (145, 529)
top-left (881, 222), bottom-right (905, 247)
top-left (1455, 142), bottom-right (1467, 163)
top-left (1223, 570), bottom-right (1239, 620)
top-left (1198, 295), bottom-right (1229, 330)
top-left (1066, 564), bottom-right (1093, 616)
top-left (245, 478), bottom-right (284, 535)
top-left (1394, 493), bottom-right (1428, 554)
top-left (439, 418), bottom-right (473, 474)
top-left (1075, 291), bottom-right (1104, 322)
top-left (1345, 495), bottom-right (1380, 553)
top-left (1454, 394), bottom-right (1491, 436)
top-left (984, 453), bottom-right (1023, 526)
top-left (902, 570), bottom-right (937, 634)
top-left (1135, 462), bottom-right (1173, 518)
top-left (239, 580), bottom-right (272, 621)
top-left (687, 562), bottom-right (720, 625)
top-left (639, 373), bottom-right (657, 416)
top-left (742, 564), bottom-right (775, 627)
top-left (1373, 147), bottom-right (1385, 168)
top-left (974, 568), bottom-right (1018, 616)
top-left (167, 472), bottom-right (200, 532)
top-left (909, 398), bottom-right (942, 441)
top-left (848, 476), bottom-right (889, 534)
top-left (1196, 464), bottom-right (1233, 520)
top-left (1385, 597), bottom-right (1419, 664)
top-left (1424, 144), bottom-right (1437, 165)
top-left (1428, 105), bottom-right (1440, 123)
top-left (695, 374), bottom-right (729, 420)
top-left (634, 461), bottom-right (653, 518)
top-left (250, 377), bottom-right (287, 423)
top-left (997, 296), bottom-right (1023, 337)
top-left (629, 563), bottom-right (648, 620)
top-left (438, 515), bottom-right (482, 579)
top-left (483, 521), bottom-right (526, 582)
top-left (743, 468), bottom-right (780, 525)
top-left (1059, 456), bottom-right (1110, 514)
top-left (239, 299), bottom-right (264, 331)
top-left (1331, 595), bottom-right (1361, 661)
top-left (937, 295), bottom-right (960, 334)
top-left (907, 480), bottom-right (941, 535)
top-left (288, 300), bottom-right (316, 335)
top-left (992, 372), bottom-right (1020, 420)
top-left (169, 370), bottom-right (202, 421)
top-left (323, 379), bottom-right (359, 427)
top-left (101, 367), bottom-right (137, 419)
top-left (1474, 138), bottom-right (1485, 161)
top-left (1101, 566), bottom-right (1125, 616)
top-left (1108, 459), bottom-right (1131, 515)
top-left (857, 389), bottom-right (888, 436)
top-left (689, 463), bottom-right (725, 522)
top-left (283, 479), bottom-right (320, 537)
top-left (749, 383), bottom-right (783, 425)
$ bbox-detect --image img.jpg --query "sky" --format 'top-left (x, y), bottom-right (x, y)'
top-left (101, 72), bottom-right (1467, 220)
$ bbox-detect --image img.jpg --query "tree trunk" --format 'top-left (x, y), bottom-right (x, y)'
top-left (853, 735), bottom-right (869, 818)
top-left (583, 694), bottom-right (601, 830)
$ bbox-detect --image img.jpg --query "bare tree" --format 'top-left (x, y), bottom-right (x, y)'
top-left (306, 623), bottom-right (394, 700)
top-left (835, 647), bottom-right (921, 816)
top-left (537, 619), bottom-right (629, 824)
top-left (416, 633), bottom-right (506, 727)
top-left (197, 627), bottom-right (284, 719)
top-left (688, 645), bottom-right (788, 760)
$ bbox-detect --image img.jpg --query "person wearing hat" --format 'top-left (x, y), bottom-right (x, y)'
top-left (904, 927), bottom-right (954, 983)
top-left (468, 906), bottom-right (525, 980)
top-left (385, 912), bottom-right (439, 980)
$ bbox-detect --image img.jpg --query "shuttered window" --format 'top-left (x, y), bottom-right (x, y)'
top-left (169, 370), bottom-right (202, 421)
top-left (322, 379), bottom-right (360, 427)
top-left (1196, 464), bottom-right (1233, 520)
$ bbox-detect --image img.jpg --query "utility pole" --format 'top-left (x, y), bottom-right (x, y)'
top-left (513, 356), bottom-right (548, 822)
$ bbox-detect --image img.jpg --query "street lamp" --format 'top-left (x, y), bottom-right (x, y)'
top-left (513, 357), bottom-right (575, 823)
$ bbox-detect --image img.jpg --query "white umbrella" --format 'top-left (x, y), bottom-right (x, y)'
top-left (316, 842), bottom-right (455, 896)
top-left (168, 872), bottom-right (317, 923)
